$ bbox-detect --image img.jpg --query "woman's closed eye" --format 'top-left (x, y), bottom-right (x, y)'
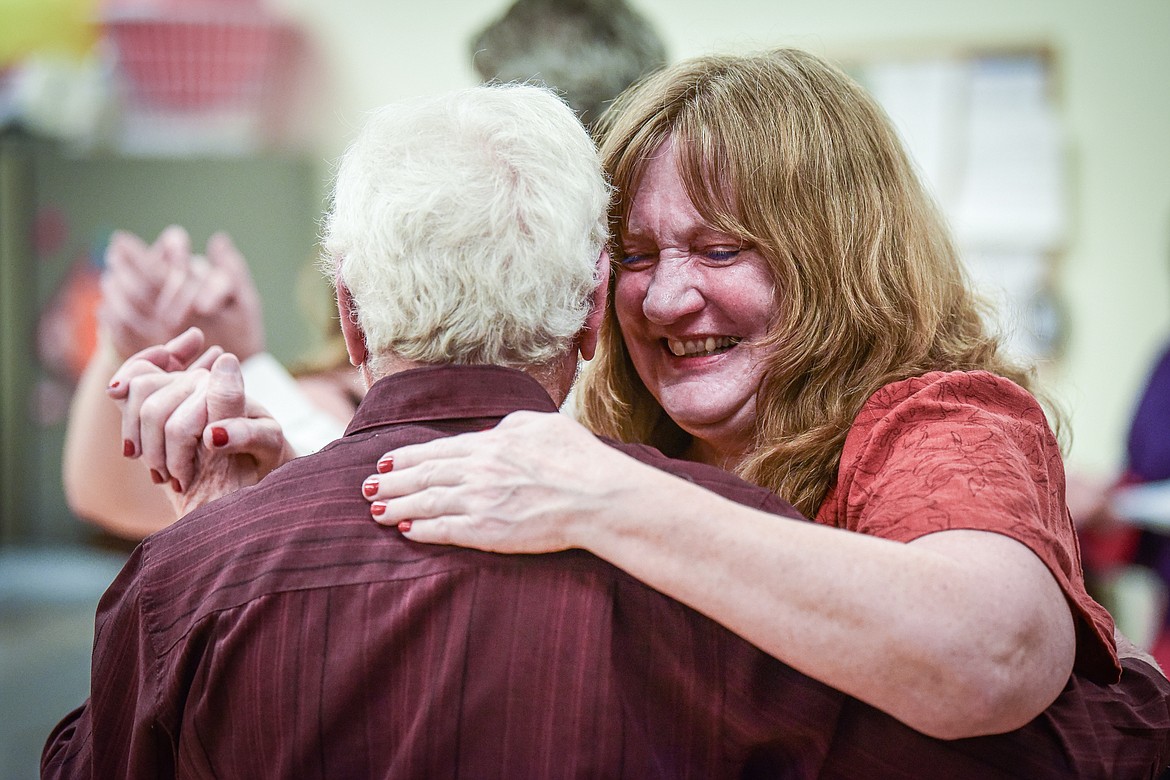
top-left (617, 243), bottom-right (746, 270)
top-left (617, 250), bottom-right (655, 270)
top-left (703, 247), bottom-right (741, 263)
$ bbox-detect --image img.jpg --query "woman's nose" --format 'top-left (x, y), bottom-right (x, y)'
top-left (641, 259), bottom-right (704, 324)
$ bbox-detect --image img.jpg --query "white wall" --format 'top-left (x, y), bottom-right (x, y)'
top-left (273, 0), bottom-right (1170, 478)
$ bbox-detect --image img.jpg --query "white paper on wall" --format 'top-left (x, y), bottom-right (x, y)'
top-left (862, 57), bottom-right (969, 212)
top-left (860, 51), bottom-right (1068, 361)
top-left (952, 55), bottom-right (1067, 252)
top-left (962, 248), bottom-right (1062, 362)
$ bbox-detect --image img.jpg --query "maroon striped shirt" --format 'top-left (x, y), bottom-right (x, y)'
top-left (43, 365), bottom-right (1170, 778)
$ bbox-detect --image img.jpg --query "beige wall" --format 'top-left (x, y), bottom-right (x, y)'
top-left (274, 0), bottom-right (1170, 477)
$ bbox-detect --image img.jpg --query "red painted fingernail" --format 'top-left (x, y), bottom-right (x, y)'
top-left (123, 439), bottom-right (135, 457)
top-left (377, 455), bottom-right (394, 473)
top-left (370, 501), bottom-right (387, 517)
top-left (398, 520), bottom-right (412, 533)
top-left (170, 477), bottom-right (183, 494)
top-left (108, 380), bottom-right (121, 390)
top-left (150, 469), bottom-right (165, 484)
top-left (362, 476), bottom-right (379, 497)
top-left (211, 426), bottom-right (229, 447)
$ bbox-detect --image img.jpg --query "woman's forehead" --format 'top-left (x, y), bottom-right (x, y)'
top-left (620, 139), bottom-right (745, 236)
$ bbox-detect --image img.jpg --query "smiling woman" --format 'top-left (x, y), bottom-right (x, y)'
top-left (579, 49), bottom-right (1033, 518)
top-left (614, 138), bottom-right (777, 468)
top-left (356, 47), bottom-right (1170, 771)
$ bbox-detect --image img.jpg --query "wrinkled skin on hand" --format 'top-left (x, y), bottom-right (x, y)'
top-left (359, 410), bottom-right (650, 552)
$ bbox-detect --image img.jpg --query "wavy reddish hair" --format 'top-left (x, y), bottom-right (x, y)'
top-left (577, 48), bottom-right (1045, 516)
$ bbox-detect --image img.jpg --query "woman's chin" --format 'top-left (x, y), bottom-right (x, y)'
top-left (659, 399), bottom-right (756, 453)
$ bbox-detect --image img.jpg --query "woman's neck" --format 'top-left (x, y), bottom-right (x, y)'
top-left (683, 437), bottom-right (746, 471)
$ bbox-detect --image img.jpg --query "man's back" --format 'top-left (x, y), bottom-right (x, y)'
top-left (43, 365), bottom-right (840, 779)
top-left (45, 366), bottom-right (1170, 779)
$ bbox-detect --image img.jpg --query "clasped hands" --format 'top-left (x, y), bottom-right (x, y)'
top-left (101, 226), bottom-right (264, 362)
top-left (108, 327), bottom-right (295, 517)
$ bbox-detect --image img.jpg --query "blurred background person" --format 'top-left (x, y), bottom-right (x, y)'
top-left (469, 0), bottom-right (666, 130)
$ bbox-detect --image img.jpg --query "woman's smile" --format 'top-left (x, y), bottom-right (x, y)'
top-left (665, 336), bottom-right (742, 357)
top-left (614, 137), bottom-right (776, 465)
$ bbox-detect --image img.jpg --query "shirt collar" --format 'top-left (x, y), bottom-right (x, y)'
top-left (344, 365), bottom-right (560, 436)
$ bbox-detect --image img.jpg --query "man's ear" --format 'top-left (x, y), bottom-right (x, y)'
top-left (579, 250), bottom-right (611, 362)
top-left (335, 280), bottom-right (368, 368)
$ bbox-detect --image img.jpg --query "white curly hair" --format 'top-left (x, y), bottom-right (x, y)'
top-left (322, 83), bottom-right (609, 379)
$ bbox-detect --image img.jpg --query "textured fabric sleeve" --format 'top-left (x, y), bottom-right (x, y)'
top-left (824, 371), bottom-right (1120, 682)
top-left (41, 545), bottom-right (173, 779)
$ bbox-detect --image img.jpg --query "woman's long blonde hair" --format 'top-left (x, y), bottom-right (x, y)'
top-left (577, 48), bottom-right (1041, 517)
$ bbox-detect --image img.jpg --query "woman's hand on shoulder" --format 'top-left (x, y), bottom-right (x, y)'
top-left (361, 410), bottom-right (630, 553)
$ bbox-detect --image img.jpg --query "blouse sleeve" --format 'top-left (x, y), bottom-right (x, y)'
top-left (819, 370), bottom-right (1120, 683)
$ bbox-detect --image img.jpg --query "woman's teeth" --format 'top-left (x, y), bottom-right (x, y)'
top-left (667, 336), bottom-right (739, 357)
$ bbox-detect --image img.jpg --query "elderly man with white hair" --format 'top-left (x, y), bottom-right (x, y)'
top-left (41, 84), bottom-right (841, 779)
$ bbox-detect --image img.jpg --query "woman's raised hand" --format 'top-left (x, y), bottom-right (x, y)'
top-left (107, 327), bottom-right (222, 490)
top-left (361, 410), bottom-right (636, 553)
top-left (100, 226), bottom-right (265, 361)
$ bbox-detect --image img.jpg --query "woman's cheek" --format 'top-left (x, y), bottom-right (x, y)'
top-left (613, 273), bottom-right (648, 329)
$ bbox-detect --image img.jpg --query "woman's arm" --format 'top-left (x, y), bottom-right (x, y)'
top-left (62, 227), bottom-right (262, 538)
top-left (363, 410), bottom-right (1075, 740)
top-left (592, 486), bottom-right (1075, 741)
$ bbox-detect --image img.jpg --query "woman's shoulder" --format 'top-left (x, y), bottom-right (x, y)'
top-left (835, 370), bottom-right (1053, 492)
top-left (826, 371), bottom-right (1120, 682)
top-left (295, 368), bottom-right (365, 423)
top-left (841, 370), bottom-right (1056, 487)
top-left (849, 370), bottom-right (1048, 447)
top-left (821, 371), bottom-right (1052, 525)
top-left (861, 370), bottom-right (1041, 420)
